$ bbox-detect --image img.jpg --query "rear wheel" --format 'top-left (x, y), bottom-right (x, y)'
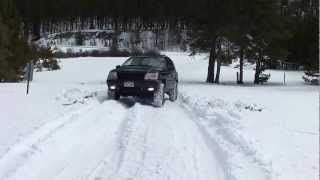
top-left (108, 90), bottom-right (120, 100)
top-left (152, 83), bottom-right (165, 107)
top-left (311, 79), bottom-right (319, 85)
top-left (169, 82), bottom-right (178, 102)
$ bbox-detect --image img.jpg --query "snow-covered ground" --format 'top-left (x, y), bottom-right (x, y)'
top-left (0, 52), bottom-right (318, 180)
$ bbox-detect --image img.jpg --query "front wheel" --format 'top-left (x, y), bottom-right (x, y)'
top-left (169, 82), bottom-right (178, 102)
top-left (311, 79), bottom-right (319, 85)
top-left (152, 83), bottom-right (165, 107)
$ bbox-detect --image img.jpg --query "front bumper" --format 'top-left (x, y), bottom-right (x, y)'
top-left (107, 80), bottom-right (160, 97)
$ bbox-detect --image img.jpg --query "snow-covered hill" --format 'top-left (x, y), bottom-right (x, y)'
top-left (0, 52), bottom-right (318, 180)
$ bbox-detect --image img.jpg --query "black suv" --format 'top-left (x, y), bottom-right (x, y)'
top-left (106, 55), bottom-right (178, 107)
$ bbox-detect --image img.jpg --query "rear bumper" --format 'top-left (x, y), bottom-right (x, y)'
top-left (107, 80), bottom-right (160, 97)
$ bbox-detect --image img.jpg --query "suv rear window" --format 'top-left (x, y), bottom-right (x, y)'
top-left (122, 57), bottom-right (167, 69)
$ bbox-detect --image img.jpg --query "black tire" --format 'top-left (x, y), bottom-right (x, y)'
top-left (108, 90), bottom-right (120, 100)
top-left (311, 79), bottom-right (319, 85)
top-left (169, 82), bottom-right (178, 102)
top-left (152, 83), bottom-right (165, 107)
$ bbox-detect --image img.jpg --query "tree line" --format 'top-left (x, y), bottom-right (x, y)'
top-left (0, 0), bottom-right (318, 83)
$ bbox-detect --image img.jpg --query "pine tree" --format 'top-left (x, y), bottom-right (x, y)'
top-left (0, 0), bottom-right (32, 81)
top-left (286, 0), bottom-right (319, 71)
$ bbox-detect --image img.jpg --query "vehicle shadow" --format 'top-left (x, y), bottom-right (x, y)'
top-left (94, 90), bottom-right (169, 108)
top-left (118, 97), bottom-right (158, 108)
top-left (118, 96), bottom-right (170, 108)
top-left (118, 97), bottom-right (136, 108)
top-left (95, 92), bottom-right (136, 108)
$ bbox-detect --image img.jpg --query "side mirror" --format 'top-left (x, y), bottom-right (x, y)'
top-left (116, 65), bottom-right (121, 69)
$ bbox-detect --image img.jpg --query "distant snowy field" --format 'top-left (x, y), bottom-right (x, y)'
top-left (0, 52), bottom-right (318, 180)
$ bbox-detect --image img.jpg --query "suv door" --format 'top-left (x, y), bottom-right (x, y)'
top-left (165, 58), bottom-right (177, 90)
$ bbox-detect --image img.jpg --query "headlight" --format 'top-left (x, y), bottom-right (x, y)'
top-left (107, 72), bottom-right (118, 80)
top-left (144, 72), bottom-right (159, 80)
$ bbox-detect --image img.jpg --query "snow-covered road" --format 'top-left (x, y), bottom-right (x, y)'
top-left (0, 96), bottom-right (232, 180)
top-left (0, 52), bottom-right (318, 180)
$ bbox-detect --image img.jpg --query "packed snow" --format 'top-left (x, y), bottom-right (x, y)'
top-left (0, 52), bottom-right (318, 180)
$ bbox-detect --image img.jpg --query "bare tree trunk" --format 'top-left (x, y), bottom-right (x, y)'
top-left (206, 38), bottom-right (216, 83)
top-left (134, 27), bottom-right (140, 49)
top-left (89, 17), bottom-right (95, 29)
top-left (111, 17), bottom-right (119, 52)
top-left (238, 45), bottom-right (244, 84)
top-left (254, 49), bottom-right (262, 84)
top-left (155, 29), bottom-right (159, 49)
top-left (214, 39), bottom-right (222, 83)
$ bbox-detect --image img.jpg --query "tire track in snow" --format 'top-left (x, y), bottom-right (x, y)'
top-left (90, 101), bottom-right (227, 180)
top-left (88, 103), bottom-right (164, 180)
top-left (0, 100), bottom-right (128, 180)
top-left (0, 103), bottom-right (96, 180)
top-left (179, 93), bottom-right (272, 180)
top-left (1, 96), bottom-right (229, 180)
top-left (86, 103), bottom-right (150, 180)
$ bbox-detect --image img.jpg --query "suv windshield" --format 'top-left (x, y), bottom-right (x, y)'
top-left (122, 57), bottom-right (167, 69)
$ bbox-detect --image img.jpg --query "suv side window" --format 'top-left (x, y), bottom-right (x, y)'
top-left (166, 58), bottom-right (175, 71)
